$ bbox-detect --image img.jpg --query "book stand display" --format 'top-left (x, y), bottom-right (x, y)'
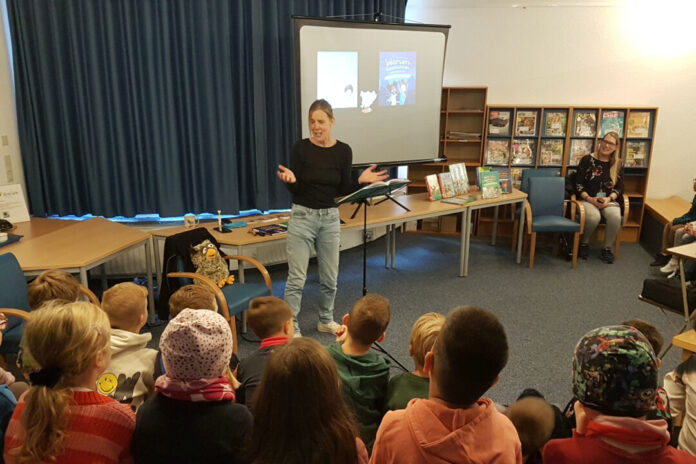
top-left (337, 186), bottom-right (410, 296)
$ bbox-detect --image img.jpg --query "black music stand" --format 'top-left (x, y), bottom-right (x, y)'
top-left (336, 181), bottom-right (411, 296)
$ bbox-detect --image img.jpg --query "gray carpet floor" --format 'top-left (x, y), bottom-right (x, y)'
top-left (148, 231), bottom-right (684, 409)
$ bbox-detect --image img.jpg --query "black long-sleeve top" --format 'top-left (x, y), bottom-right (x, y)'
top-left (575, 154), bottom-right (623, 199)
top-left (285, 139), bottom-right (360, 209)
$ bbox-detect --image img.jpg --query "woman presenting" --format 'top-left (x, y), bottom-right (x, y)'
top-left (575, 130), bottom-right (623, 264)
top-left (277, 99), bottom-right (387, 336)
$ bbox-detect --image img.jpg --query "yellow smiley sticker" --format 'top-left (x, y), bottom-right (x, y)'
top-left (97, 373), bottom-right (118, 395)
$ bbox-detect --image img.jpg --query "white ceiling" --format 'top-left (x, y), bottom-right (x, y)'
top-left (406, 0), bottom-right (627, 7)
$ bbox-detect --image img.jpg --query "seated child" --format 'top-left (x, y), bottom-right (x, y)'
top-left (505, 397), bottom-right (555, 464)
top-left (168, 284), bottom-right (217, 318)
top-left (4, 300), bottom-right (136, 463)
top-left (245, 338), bottom-right (368, 464)
top-left (385, 312), bottom-right (445, 411)
top-left (543, 325), bottom-right (694, 463)
top-left (132, 309), bottom-right (252, 463)
top-left (370, 306), bottom-right (522, 464)
top-left (99, 282), bottom-right (157, 410)
top-left (329, 294), bottom-right (391, 451)
top-left (652, 177), bottom-right (696, 269)
top-left (236, 296), bottom-right (293, 412)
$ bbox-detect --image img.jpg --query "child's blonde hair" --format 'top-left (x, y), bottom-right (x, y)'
top-left (19, 300), bottom-right (110, 463)
top-left (410, 312), bottom-right (445, 369)
top-left (101, 282), bottom-right (148, 330)
top-left (27, 270), bottom-right (81, 310)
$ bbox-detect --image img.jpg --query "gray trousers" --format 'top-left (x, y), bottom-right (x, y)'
top-left (581, 201), bottom-right (621, 248)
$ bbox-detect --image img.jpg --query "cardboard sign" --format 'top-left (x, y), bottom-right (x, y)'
top-left (0, 184), bottom-right (30, 223)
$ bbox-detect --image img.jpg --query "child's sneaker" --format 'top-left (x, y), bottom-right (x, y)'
top-left (600, 247), bottom-right (614, 264)
top-left (578, 243), bottom-right (589, 260)
top-left (661, 258), bottom-right (679, 274)
top-left (317, 320), bottom-right (341, 334)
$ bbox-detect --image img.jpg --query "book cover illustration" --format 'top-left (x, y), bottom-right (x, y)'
top-left (600, 110), bottom-right (625, 137)
top-left (334, 179), bottom-right (410, 204)
top-left (568, 139), bottom-right (594, 165)
top-left (574, 112), bottom-right (597, 137)
top-left (539, 139), bottom-right (564, 166)
top-left (511, 139), bottom-right (536, 165)
top-left (544, 111), bottom-right (567, 137)
top-left (510, 168), bottom-right (524, 190)
top-left (494, 168), bottom-right (512, 194)
top-left (627, 112), bottom-right (651, 138)
top-left (425, 174), bottom-right (442, 201)
top-left (480, 172), bottom-right (501, 199)
top-left (515, 111), bottom-right (537, 136)
top-left (251, 223), bottom-right (288, 236)
top-left (476, 166), bottom-right (491, 188)
top-left (485, 140), bottom-right (510, 166)
top-left (441, 195), bottom-right (475, 205)
top-left (448, 163), bottom-right (470, 195)
top-left (488, 110), bottom-right (511, 135)
top-left (437, 172), bottom-right (456, 199)
top-left (379, 52), bottom-right (416, 106)
top-left (625, 141), bottom-right (649, 167)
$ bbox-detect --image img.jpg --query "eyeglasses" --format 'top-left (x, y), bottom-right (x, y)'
top-left (600, 139), bottom-right (618, 147)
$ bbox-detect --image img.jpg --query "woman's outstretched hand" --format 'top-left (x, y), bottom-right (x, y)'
top-left (277, 164), bottom-right (296, 184)
top-left (358, 164), bottom-right (389, 184)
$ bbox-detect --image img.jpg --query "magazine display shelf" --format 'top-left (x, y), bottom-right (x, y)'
top-left (406, 87), bottom-right (487, 234)
top-left (480, 105), bottom-right (658, 242)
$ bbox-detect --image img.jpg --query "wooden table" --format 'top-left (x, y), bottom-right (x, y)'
top-left (673, 330), bottom-right (696, 362)
top-left (666, 240), bottom-right (696, 330)
top-left (645, 196), bottom-right (691, 224)
top-left (4, 217), bottom-right (155, 319)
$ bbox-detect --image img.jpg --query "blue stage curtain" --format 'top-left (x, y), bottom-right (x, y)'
top-left (6, 0), bottom-right (406, 217)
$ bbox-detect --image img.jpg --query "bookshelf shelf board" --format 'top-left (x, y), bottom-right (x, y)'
top-left (625, 193), bottom-right (645, 198)
top-left (442, 139), bottom-right (482, 143)
top-left (624, 221), bottom-right (641, 228)
top-left (447, 110), bottom-right (485, 114)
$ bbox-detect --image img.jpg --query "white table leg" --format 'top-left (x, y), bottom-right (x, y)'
top-left (492, 205), bottom-right (499, 245)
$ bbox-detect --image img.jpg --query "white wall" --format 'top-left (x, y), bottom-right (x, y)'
top-left (407, 2), bottom-right (696, 201)
top-left (0, 3), bottom-right (22, 188)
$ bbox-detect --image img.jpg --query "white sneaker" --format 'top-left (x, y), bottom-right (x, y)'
top-left (293, 331), bottom-right (302, 338)
top-left (668, 270), bottom-right (678, 279)
top-left (660, 258), bottom-right (679, 274)
top-left (317, 321), bottom-right (341, 334)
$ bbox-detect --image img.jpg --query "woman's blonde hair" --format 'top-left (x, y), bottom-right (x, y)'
top-left (602, 131), bottom-right (622, 185)
top-left (18, 300), bottom-right (110, 463)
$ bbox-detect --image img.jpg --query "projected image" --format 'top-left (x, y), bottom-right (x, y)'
top-left (317, 51), bottom-right (358, 109)
top-left (359, 90), bottom-right (377, 113)
top-left (379, 52), bottom-right (416, 106)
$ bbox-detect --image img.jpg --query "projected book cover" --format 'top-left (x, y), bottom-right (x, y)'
top-left (316, 51), bottom-right (358, 109)
top-left (378, 52), bottom-right (416, 106)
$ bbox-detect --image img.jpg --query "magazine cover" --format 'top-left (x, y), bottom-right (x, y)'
top-left (574, 112), bottom-right (597, 137)
top-left (510, 168), bottom-right (524, 190)
top-left (378, 52), bottom-right (416, 106)
top-left (625, 141), bottom-right (649, 167)
top-left (627, 112), bottom-right (651, 138)
top-left (485, 140), bottom-right (510, 166)
top-left (568, 139), bottom-right (594, 165)
top-left (511, 139), bottom-right (536, 165)
top-left (539, 139), bottom-right (564, 166)
top-left (544, 111), bottom-right (567, 137)
top-left (600, 110), bottom-right (625, 137)
top-left (515, 111), bottom-right (537, 136)
top-left (425, 174), bottom-right (442, 201)
top-left (488, 110), bottom-right (511, 135)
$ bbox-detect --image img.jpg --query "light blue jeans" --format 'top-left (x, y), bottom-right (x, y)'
top-left (284, 204), bottom-right (340, 328)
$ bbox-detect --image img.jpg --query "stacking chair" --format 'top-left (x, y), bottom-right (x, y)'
top-left (525, 177), bottom-right (585, 268)
top-left (512, 169), bottom-right (559, 252)
top-left (0, 253), bottom-right (31, 357)
top-left (162, 228), bottom-right (272, 355)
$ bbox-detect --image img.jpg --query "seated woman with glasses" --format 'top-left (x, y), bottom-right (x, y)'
top-left (575, 131), bottom-right (623, 264)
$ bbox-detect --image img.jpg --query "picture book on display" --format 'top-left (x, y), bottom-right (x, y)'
top-left (437, 172), bottom-right (456, 199)
top-left (441, 195), bottom-right (475, 205)
top-left (448, 163), bottom-right (470, 195)
top-left (574, 112), bottom-right (597, 137)
top-left (515, 111), bottom-right (537, 136)
top-left (569, 139), bottom-right (594, 165)
top-left (544, 111), bottom-right (567, 137)
top-left (334, 179), bottom-right (410, 204)
top-left (510, 168), bottom-right (524, 190)
top-left (625, 141), bottom-right (649, 167)
top-left (600, 110), bottom-right (625, 137)
top-left (251, 223), bottom-right (288, 236)
top-left (493, 167), bottom-right (512, 194)
top-left (480, 171), bottom-right (501, 199)
top-left (425, 174), bottom-right (442, 201)
top-left (627, 112), bottom-right (651, 138)
top-left (485, 140), bottom-right (510, 166)
top-left (476, 166), bottom-right (491, 189)
top-left (511, 139), bottom-right (536, 165)
top-left (488, 110), bottom-right (511, 135)
top-left (539, 139), bottom-right (564, 166)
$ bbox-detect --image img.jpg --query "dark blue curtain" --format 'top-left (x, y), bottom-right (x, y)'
top-left (6, 0), bottom-right (407, 217)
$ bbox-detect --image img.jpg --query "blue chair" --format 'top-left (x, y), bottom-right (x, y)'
top-left (525, 177), bottom-right (585, 268)
top-left (512, 169), bottom-right (559, 252)
top-left (0, 253), bottom-right (31, 356)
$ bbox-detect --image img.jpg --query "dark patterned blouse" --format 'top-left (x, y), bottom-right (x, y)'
top-left (575, 154), bottom-right (622, 199)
